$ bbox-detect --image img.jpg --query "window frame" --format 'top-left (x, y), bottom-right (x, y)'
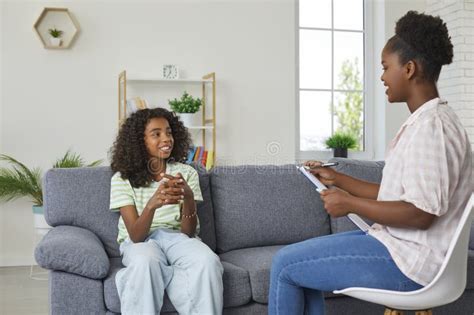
top-left (295, 0), bottom-right (375, 161)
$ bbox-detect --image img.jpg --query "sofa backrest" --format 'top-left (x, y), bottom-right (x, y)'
top-left (210, 164), bottom-right (331, 253)
top-left (43, 164), bottom-right (217, 258)
top-left (328, 158), bottom-right (384, 234)
top-left (43, 167), bottom-right (121, 257)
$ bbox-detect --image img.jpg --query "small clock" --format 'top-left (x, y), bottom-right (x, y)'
top-left (162, 65), bottom-right (179, 79)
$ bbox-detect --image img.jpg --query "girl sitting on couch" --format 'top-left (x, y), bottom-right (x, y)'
top-left (109, 108), bottom-right (223, 315)
top-left (269, 11), bottom-right (472, 315)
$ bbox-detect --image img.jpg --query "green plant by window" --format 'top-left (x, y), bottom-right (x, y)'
top-left (48, 28), bottom-right (63, 38)
top-left (324, 132), bottom-right (357, 150)
top-left (0, 150), bottom-right (102, 206)
top-left (169, 91), bottom-right (202, 114)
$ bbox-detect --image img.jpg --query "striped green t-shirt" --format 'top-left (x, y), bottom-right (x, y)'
top-left (109, 162), bottom-right (203, 243)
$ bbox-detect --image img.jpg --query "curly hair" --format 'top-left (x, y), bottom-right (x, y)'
top-left (386, 10), bottom-right (453, 82)
top-left (110, 108), bottom-right (192, 188)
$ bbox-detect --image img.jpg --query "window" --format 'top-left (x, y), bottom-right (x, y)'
top-left (297, 0), bottom-right (370, 157)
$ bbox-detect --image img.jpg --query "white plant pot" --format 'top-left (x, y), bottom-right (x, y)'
top-left (49, 37), bottom-right (61, 47)
top-left (33, 206), bottom-right (52, 234)
top-left (178, 113), bottom-right (201, 128)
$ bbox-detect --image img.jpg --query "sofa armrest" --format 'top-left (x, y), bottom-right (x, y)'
top-left (35, 225), bottom-right (110, 279)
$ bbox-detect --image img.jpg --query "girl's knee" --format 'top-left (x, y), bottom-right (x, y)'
top-left (195, 252), bottom-right (223, 274)
top-left (124, 242), bottom-right (164, 268)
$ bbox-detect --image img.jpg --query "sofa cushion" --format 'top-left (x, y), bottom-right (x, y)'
top-left (35, 225), bottom-right (110, 279)
top-left (103, 258), bottom-right (252, 313)
top-left (328, 158), bottom-right (383, 234)
top-left (220, 245), bottom-right (284, 304)
top-left (211, 165), bottom-right (331, 253)
top-left (467, 250), bottom-right (474, 290)
top-left (192, 163), bottom-right (217, 251)
top-left (43, 167), bottom-right (121, 257)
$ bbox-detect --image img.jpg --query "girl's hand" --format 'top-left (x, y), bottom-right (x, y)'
top-left (160, 173), bottom-right (194, 201)
top-left (145, 179), bottom-right (184, 210)
top-left (304, 160), bottom-right (338, 186)
top-left (320, 188), bottom-right (353, 217)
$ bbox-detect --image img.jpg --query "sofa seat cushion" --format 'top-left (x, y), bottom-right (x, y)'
top-left (220, 245), bottom-right (284, 304)
top-left (103, 258), bottom-right (252, 313)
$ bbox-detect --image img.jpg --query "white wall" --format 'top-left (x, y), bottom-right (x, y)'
top-left (426, 0), bottom-right (474, 150)
top-left (0, 0), bottom-right (295, 266)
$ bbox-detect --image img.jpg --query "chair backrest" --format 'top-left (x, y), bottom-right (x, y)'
top-left (420, 193), bottom-right (474, 302)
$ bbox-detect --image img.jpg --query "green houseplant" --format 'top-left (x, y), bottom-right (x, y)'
top-left (324, 132), bottom-right (357, 158)
top-left (169, 91), bottom-right (202, 127)
top-left (0, 151), bottom-right (102, 228)
top-left (48, 27), bottom-right (63, 46)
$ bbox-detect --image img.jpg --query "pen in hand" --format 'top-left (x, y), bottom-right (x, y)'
top-left (303, 162), bottom-right (339, 169)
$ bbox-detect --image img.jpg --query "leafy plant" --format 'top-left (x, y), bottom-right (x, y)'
top-left (334, 58), bottom-right (363, 150)
top-left (169, 91), bottom-right (202, 114)
top-left (325, 132), bottom-right (357, 150)
top-left (0, 150), bottom-right (103, 206)
top-left (48, 28), bottom-right (63, 38)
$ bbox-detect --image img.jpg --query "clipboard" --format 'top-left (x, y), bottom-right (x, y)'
top-left (296, 165), bottom-right (370, 232)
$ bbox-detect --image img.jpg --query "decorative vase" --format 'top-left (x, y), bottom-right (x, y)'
top-left (178, 113), bottom-right (201, 128)
top-left (32, 205), bottom-right (52, 232)
top-left (333, 148), bottom-right (348, 158)
top-left (49, 37), bottom-right (61, 46)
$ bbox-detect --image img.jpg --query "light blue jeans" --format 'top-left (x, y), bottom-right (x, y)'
top-left (116, 228), bottom-right (224, 315)
top-left (268, 230), bottom-right (423, 315)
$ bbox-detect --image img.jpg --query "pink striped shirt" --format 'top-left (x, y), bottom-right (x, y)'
top-left (368, 98), bottom-right (472, 286)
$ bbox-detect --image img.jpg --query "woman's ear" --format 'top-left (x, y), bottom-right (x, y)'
top-left (405, 60), bottom-right (416, 80)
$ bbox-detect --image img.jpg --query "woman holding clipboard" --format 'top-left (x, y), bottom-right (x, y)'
top-left (268, 11), bottom-right (472, 315)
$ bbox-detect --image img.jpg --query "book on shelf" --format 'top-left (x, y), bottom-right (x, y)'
top-left (186, 147), bottom-right (196, 164)
top-left (185, 147), bottom-right (214, 170)
top-left (201, 151), bottom-right (208, 167)
top-left (197, 147), bottom-right (205, 165)
top-left (126, 97), bottom-right (148, 116)
top-left (193, 147), bottom-right (202, 163)
top-left (205, 151), bottom-right (214, 170)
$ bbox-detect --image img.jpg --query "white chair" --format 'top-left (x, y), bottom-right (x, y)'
top-left (334, 193), bottom-right (474, 315)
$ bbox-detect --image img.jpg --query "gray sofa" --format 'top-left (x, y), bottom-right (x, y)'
top-left (35, 158), bottom-right (474, 314)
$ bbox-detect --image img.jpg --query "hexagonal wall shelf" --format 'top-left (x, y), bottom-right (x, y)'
top-left (34, 7), bottom-right (80, 49)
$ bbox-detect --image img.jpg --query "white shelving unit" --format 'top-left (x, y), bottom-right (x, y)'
top-left (118, 71), bottom-right (217, 165)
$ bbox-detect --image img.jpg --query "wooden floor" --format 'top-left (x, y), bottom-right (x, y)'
top-left (0, 266), bottom-right (49, 315)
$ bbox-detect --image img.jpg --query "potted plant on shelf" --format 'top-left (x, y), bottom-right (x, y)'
top-left (0, 150), bottom-right (102, 230)
top-left (48, 27), bottom-right (63, 47)
top-left (169, 91), bottom-right (202, 127)
top-left (324, 132), bottom-right (357, 158)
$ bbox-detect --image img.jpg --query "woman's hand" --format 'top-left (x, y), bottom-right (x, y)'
top-left (303, 160), bottom-right (338, 186)
top-left (320, 188), bottom-right (353, 218)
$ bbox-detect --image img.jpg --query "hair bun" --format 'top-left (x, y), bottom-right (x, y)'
top-left (396, 11), bottom-right (453, 66)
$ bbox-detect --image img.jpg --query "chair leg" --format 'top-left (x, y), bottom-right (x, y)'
top-left (415, 310), bottom-right (433, 315)
top-left (384, 308), bottom-right (404, 315)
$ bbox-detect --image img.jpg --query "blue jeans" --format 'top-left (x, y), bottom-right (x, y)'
top-left (268, 230), bottom-right (423, 315)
